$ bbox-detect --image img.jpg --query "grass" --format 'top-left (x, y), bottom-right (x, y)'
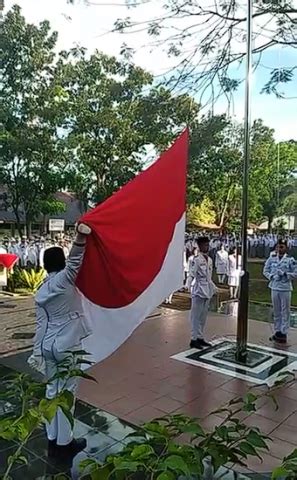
top-left (214, 261), bottom-right (297, 307)
top-left (247, 261), bottom-right (297, 307)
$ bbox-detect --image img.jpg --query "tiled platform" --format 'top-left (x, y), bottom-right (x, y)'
top-left (77, 309), bottom-right (297, 475)
top-left (2, 307), bottom-right (297, 476)
top-left (0, 362), bottom-right (259, 479)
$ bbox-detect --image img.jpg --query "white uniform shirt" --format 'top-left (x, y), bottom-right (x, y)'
top-left (34, 243), bottom-right (91, 355)
top-left (191, 253), bottom-right (216, 299)
top-left (215, 249), bottom-right (229, 275)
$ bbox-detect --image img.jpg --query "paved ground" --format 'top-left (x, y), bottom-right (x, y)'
top-left (0, 295), bottom-right (35, 355)
top-left (77, 309), bottom-right (297, 475)
top-left (2, 293), bottom-right (297, 475)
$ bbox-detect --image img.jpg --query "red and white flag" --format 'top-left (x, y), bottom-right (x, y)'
top-left (76, 129), bottom-right (188, 363)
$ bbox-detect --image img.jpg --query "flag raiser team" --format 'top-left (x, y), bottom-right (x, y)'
top-left (9, 130), bottom-right (293, 461)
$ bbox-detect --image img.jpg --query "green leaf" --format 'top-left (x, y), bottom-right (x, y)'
top-left (181, 423), bottom-right (205, 436)
top-left (59, 405), bottom-right (74, 429)
top-left (244, 393), bottom-right (258, 403)
top-left (15, 455), bottom-right (28, 465)
top-left (58, 390), bottom-right (74, 410)
top-left (162, 455), bottom-right (190, 475)
top-left (284, 448), bottom-right (297, 462)
top-left (157, 473), bottom-right (175, 480)
top-left (68, 370), bottom-right (97, 383)
top-left (239, 441), bottom-right (262, 459)
top-left (271, 466), bottom-right (290, 479)
top-left (113, 461), bottom-right (141, 472)
top-left (246, 431), bottom-right (269, 450)
top-left (130, 444), bottom-right (154, 459)
top-left (215, 425), bottom-right (229, 441)
top-left (242, 403), bottom-right (256, 412)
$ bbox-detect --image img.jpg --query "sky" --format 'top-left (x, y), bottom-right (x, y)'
top-left (4, 0), bottom-right (297, 141)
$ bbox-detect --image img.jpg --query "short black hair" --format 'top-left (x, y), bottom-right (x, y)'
top-left (278, 239), bottom-right (287, 247)
top-left (43, 247), bottom-right (66, 273)
top-left (197, 236), bottom-right (210, 247)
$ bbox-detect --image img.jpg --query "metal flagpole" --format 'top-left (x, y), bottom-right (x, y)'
top-left (236, 0), bottom-right (253, 361)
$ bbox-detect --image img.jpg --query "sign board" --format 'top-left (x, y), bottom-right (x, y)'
top-left (49, 219), bottom-right (65, 232)
top-left (0, 265), bottom-right (7, 287)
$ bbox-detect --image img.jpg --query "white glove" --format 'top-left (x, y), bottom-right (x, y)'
top-left (27, 354), bottom-right (46, 375)
top-left (77, 223), bottom-right (91, 235)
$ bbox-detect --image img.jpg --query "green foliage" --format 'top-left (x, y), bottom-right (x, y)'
top-left (187, 199), bottom-right (216, 227)
top-left (1, 5), bottom-right (198, 219)
top-left (17, 268), bottom-right (46, 293)
top-left (55, 49), bottom-right (197, 204)
top-left (188, 118), bottom-right (297, 229)
top-left (80, 374), bottom-right (297, 479)
top-left (0, 350), bottom-right (95, 479)
top-left (113, 0), bottom-right (297, 101)
top-left (0, 5), bottom-right (69, 235)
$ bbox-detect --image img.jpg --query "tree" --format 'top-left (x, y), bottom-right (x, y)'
top-left (0, 6), bottom-right (68, 235)
top-left (187, 200), bottom-right (216, 227)
top-left (112, 0), bottom-right (297, 103)
top-left (188, 117), bottom-right (297, 230)
top-left (55, 48), bottom-right (198, 204)
top-left (189, 117), bottom-right (243, 229)
top-left (248, 122), bottom-right (297, 229)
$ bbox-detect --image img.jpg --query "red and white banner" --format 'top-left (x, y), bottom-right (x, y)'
top-left (76, 129), bottom-right (188, 363)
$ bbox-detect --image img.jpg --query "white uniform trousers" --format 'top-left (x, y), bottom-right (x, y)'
top-left (43, 345), bottom-right (79, 446)
top-left (190, 296), bottom-right (210, 340)
top-left (271, 290), bottom-right (291, 335)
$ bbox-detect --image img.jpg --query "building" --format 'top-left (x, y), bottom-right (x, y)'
top-left (0, 190), bottom-right (86, 236)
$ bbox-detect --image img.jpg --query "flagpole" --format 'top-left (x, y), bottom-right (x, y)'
top-left (236, 0), bottom-right (253, 361)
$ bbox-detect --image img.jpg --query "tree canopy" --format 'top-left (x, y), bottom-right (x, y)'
top-left (1, 5), bottom-right (296, 235)
top-left (0, 5), bottom-right (197, 233)
top-left (112, 0), bottom-right (297, 105)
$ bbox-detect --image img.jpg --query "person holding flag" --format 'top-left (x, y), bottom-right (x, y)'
top-left (28, 223), bottom-right (92, 458)
top-left (29, 130), bottom-right (188, 458)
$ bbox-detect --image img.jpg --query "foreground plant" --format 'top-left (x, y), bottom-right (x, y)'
top-left (80, 373), bottom-right (296, 480)
top-left (0, 351), bottom-right (95, 479)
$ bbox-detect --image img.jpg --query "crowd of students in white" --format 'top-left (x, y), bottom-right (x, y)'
top-left (165, 232), bottom-right (297, 304)
top-left (1, 232), bottom-right (296, 304)
top-left (0, 235), bottom-right (73, 269)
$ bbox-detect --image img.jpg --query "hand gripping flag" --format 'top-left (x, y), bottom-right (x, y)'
top-left (76, 129), bottom-right (188, 363)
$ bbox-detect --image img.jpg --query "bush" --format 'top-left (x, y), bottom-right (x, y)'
top-left (7, 267), bottom-right (46, 293)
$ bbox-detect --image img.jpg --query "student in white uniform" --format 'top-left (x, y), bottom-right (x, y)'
top-left (27, 242), bottom-right (38, 267)
top-left (186, 247), bottom-right (199, 291)
top-left (189, 237), bottom-right (217, 349)
top-left (263, 239), bottom-right (297, 344)
top-left (28, 223), bottom-right (92, 458)
top-left (215, 244), bottom-right (229, 284)
top-left (228, 247), bottom-right (242, 299)
top-left (18, 237), bottom-right (28, 267)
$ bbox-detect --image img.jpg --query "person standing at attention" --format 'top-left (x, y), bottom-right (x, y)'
top-left (263, 239), bottom-right (297, 344)
top-left (215, 244), bottom-right (229, 284)
top-left (190, 237), bottom-right (217, 349)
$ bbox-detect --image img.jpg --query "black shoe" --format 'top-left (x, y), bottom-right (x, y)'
top-left (270, 332), bottom-right (287, 344)
top-left (48, 439), bottom-right (57, 457)
top-left (199, 339), bottom-right (212, 348)
top-left (190, 339), bottom-right (203, 349)
top-left (51, 438), bottom-right (87, 458)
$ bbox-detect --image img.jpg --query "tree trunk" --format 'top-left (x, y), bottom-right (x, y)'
top-left (219, 186), bottom-right (233, 228)
top-left (13, 208), bottom-right (22, 237)
top-left (268, 215), bottom-right (273, 233)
